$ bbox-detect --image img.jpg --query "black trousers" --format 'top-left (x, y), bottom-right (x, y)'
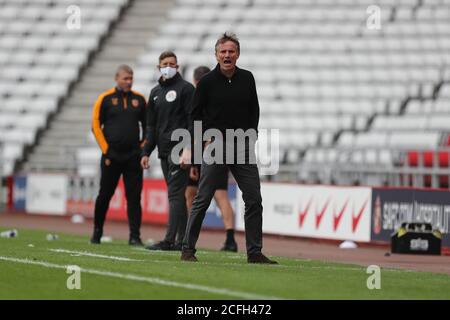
top-left (160, 156), bottom-right (189, 244)
top-left (94, 153), bottom-right (143, 239)
top-left (183, 156), bottom-right (263, 255)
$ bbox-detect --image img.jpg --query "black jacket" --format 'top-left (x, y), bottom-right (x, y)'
top-left (143, 73), bottom-right (195, 158)
top-left (92, 87), bottom-right (147, 161)
top-left (189, 64), bottom-right (260, 139)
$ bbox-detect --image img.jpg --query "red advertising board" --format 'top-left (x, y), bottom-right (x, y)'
top-left (108, 178), bottom-right (169, 225)
top-left (67, 178), bottom-right (169, 225)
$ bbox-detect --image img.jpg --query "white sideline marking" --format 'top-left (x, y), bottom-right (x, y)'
top-left (49, 249), bottom-right (143, 262)
top-left (0, 256), bottom-right (282, 300)
top-left (50, 248), bottom-right (405, 274)
top-left (85, 248), bottom-right (412, 273)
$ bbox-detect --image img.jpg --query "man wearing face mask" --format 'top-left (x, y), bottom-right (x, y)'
top-left (91, 64), bottom-right (147, 246)
top-left (141, 51), bottom-right (195, 251)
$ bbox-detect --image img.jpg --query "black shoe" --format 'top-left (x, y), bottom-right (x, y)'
top-left (90, 228), bottom-right (102, 244)
top-left (220, 240), bottom-right (238, 252)
top-left (181, 251), bottom-right (198, 262)
top-left (145, 240), bottom-right (173, 251)
top-left (129, 237), bottom-right (144, 246)
top-left (172, 242), bottom-right (182, 251)
top-left (247, 253), bottom-right (278, 264)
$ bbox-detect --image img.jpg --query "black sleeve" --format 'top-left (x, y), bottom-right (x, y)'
top-left (181, 83), bottom-right (195, 149)
top-left (142, 91), bottom-right (157, 156)
top-left (249, 73), bottom-right (260, 134)
top-left (100, 100), bottom-right (106, 125)
top-left (181, 83), bottom-right (195, 118)
top-left (140, 96), bottom-right (147, 146)
top-left (188, 79), bottom-right (207, 144)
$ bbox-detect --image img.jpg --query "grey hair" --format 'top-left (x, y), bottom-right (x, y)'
top-left (115, 64), bottom-right (133, 76)
top-left (215, 32), bottom-right (240, 52)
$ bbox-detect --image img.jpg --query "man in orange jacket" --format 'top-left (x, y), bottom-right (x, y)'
top-left (91, 64), bottom-right (147, 245)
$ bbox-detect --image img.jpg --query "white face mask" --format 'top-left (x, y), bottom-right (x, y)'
top-left (160, 66), bottom-right (177, 79)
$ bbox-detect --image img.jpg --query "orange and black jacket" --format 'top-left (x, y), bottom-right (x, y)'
top-left (92, 87), bottom-right (147, 160)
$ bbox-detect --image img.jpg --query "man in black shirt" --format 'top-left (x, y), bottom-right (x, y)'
top-left (141, 51), bottom-right (194, 250)
top-left (180, 33), bottom-right (277, 264)
top-left (186, 65), bottom-right (238, 252)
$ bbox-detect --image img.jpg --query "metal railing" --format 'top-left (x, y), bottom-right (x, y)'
top-left (275, 147), bottom-right (450, 188)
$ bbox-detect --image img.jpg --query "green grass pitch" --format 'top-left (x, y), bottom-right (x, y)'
top-left (0, 228), bottom-right (449, 300)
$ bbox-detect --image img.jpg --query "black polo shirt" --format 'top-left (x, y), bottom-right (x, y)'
top-left (189, 64), bottom-right (260, 140)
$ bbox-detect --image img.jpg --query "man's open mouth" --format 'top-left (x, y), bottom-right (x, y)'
top-left (224, 60), bottom-right (232, 65)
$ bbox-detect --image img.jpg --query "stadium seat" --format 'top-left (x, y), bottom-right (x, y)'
top-left (389, 132), bottom-right (440, 149)
top-left (2, 0), bottom-right (446, 186)
top-left (0, 0), bottom-right (127, 177)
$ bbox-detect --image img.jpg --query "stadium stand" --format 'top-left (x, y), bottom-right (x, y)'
top-left (1, 0), bottom-right (450, 188)
top-left (23, 0), bottom-right (171, 178)
top-left (132, 0), bottom-right (450, 187)
top-left (0, 0), bottom-right (130, 176)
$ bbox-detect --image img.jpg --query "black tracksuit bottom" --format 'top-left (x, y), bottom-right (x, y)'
top-left (94, 153), bottom-right (143, 239)
top-left (182, 142), bottom-right (263, 255)
top-left (160, 156), bottom-right (189, 245)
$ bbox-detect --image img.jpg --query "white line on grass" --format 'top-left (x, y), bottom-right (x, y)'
top-left (0, 256), bottom-right (282, 300)
top-left (117, 249), bottom-right (396, 272)
top-left (49, 249), bottom-right (143, 262)
top-left (49, 248), bottom-right (411, 274)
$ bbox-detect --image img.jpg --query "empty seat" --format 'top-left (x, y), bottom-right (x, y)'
top-left (440, 84), bottom-right (450, 98)
top-left (372, 116), bottom-right (427, 131)
top-left (0, 113), bottom-right (20, 128)
top-left (407, 150), bottom-right (450, 168)
top-left (356, 133), bottom-right (389, 147)
top-left (0, 143), bottom-right (24, 161)
top-left (434, 99), bottom-right (450, 112)
top-left (337, 132), bottom-right (356, 147)
top-left (15, 113), bottom-right (47, 129)
top-left (428, 115), bottom-right (450, 131)
top-left (389, 132), bottom-right (440, 148)
top-left (0, 128), bottom-right (36, 144)
top-left (76, 147), bottom-right (101, 164)
top-left (0, 0), bottom-right (126, 176)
